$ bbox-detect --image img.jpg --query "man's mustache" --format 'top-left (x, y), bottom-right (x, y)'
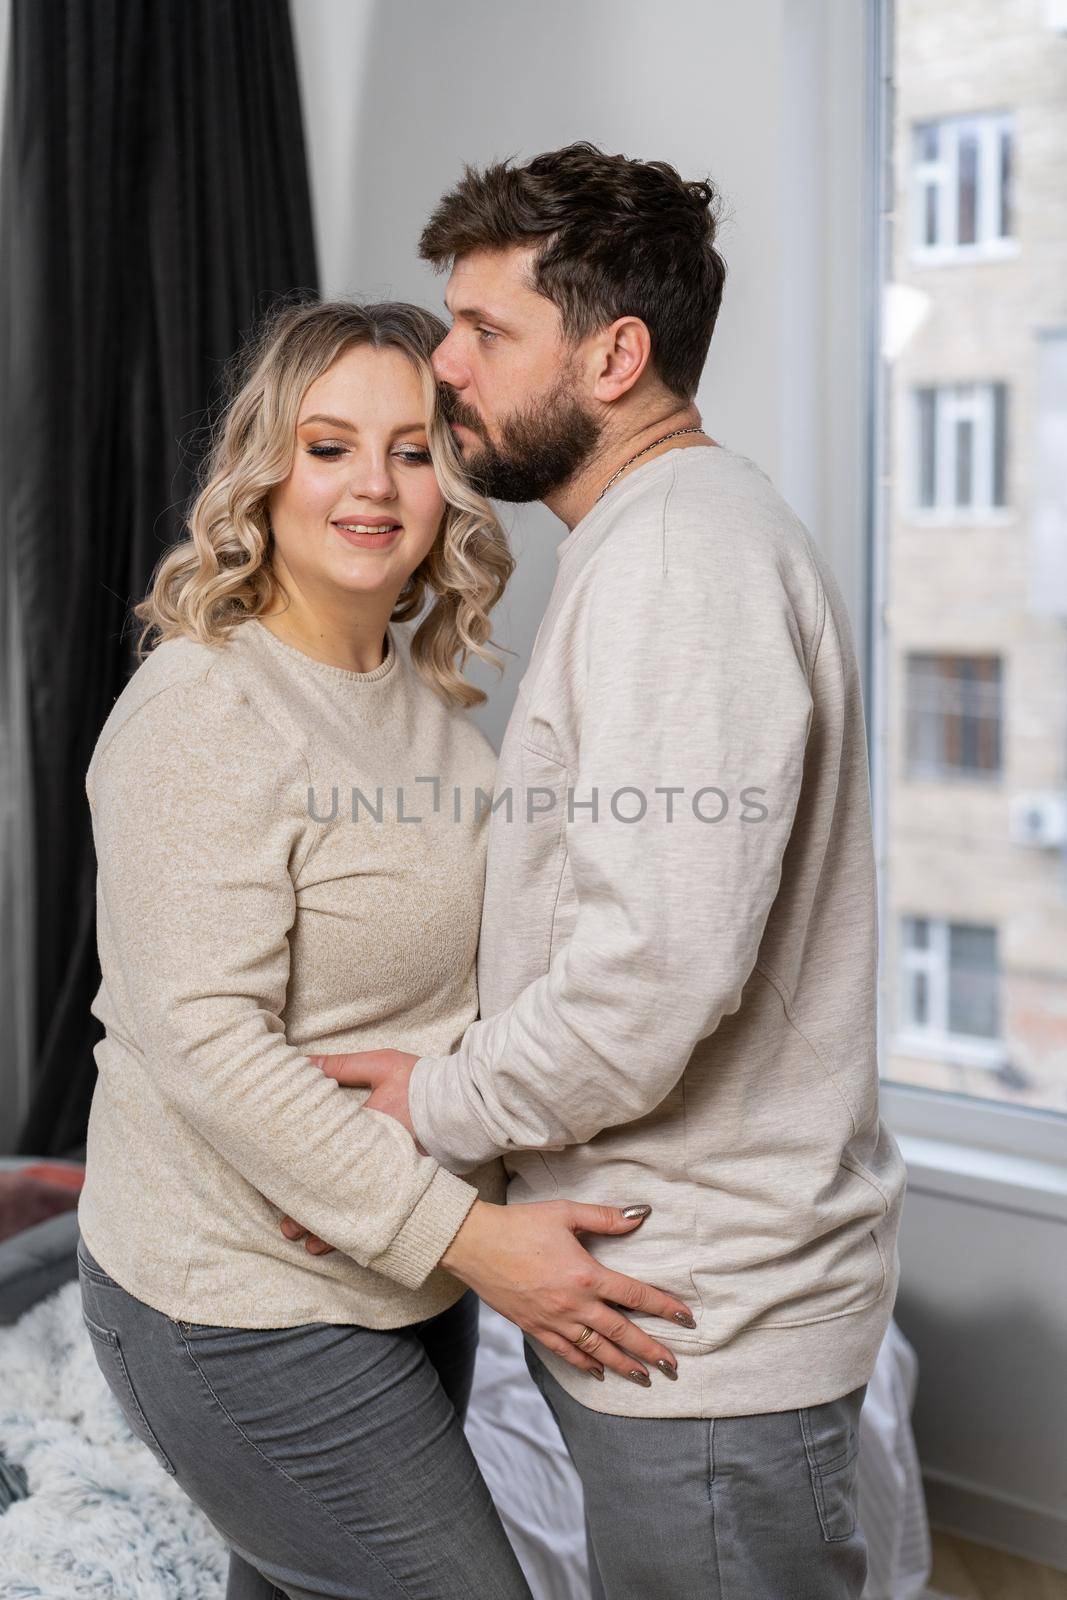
top-left (437, 386), bottom-right (486, 437)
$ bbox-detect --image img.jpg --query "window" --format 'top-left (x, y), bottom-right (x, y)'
top-left (904, 654), bottom-right (1002, 778)
top-left (878, 5), bottom-right (1067, 1118)
top-left (1047, 0), bottom-right (1067, 36)
top-left (1031, 332), bottom-right (1067, 615)
top-left (899, 916), bottom-right (1001, 1053)
top-left (913, 382), bottom-right (1008, 513)
top-left (912, 112), bottom-right (1016, 257)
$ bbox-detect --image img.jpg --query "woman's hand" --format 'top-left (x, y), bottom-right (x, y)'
top-left (441, 1199), bottom-right (696, 1385)
top-left (279, 1197), bottom-right (697, 1385)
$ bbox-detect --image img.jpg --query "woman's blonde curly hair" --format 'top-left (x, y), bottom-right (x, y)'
top-left (134, 297), bottom-right (514, 708)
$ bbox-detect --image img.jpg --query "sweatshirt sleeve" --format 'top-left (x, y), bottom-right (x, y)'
top-left (87, 669), bottom-right (478, 1289)
top-left (408, 493), bottom-right (819, 1172)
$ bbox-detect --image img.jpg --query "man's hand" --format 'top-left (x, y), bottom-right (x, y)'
top-left (277, 1049), bottom-right (423, 1255)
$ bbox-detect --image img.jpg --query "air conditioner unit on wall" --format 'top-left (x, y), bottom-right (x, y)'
top-left (1010, 791), bottom-right (1067, 848)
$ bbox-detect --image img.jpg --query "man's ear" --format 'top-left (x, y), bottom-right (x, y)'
top-left (589, 316), bottom-right (653, 404)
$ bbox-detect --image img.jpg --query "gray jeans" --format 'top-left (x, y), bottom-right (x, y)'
top-left (524, 1340), bottom-right (869, 1600)
top-left (76, 1235), bottom-right (531, 1600)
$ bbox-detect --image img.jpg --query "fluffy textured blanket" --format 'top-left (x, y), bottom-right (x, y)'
top-left (0, 1280), bottom-right (228, 1598)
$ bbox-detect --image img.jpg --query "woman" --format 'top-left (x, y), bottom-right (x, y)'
top-left (76, 298), bottom-right (692, 1600)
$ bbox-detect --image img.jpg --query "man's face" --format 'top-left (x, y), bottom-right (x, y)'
top-left (432, 245), bottom-right (603, 502)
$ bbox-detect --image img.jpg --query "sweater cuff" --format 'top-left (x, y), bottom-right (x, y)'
top-left (368, 1163), bottom-right (479, 1290)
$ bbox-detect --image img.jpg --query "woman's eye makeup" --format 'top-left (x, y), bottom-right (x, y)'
top-left (305, 442), bottom-right (432, 463)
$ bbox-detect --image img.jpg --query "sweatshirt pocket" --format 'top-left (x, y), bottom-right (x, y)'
top-left (684, 1158), bottom-right (891, 1349)
top-left (747, 1173), bottom-right (889, 1332)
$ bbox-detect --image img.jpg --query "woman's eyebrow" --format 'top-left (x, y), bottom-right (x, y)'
top-left (298, 412), bottom-right (357, 430)
top-left (298, 414), bottom-right (426, 435)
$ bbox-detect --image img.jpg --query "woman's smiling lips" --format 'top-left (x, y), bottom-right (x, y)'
top-left (331, 516), bottom-right (403, 550)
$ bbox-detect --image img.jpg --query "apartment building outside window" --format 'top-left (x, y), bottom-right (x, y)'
top-left (912, 111), bottom-right (1015, 258)
top-left (904, 654), bottom-right (1002, 778)
top-left (898, 915), bottom-right (1002, 1066)
top-left (914, 382), bottom-right (1008, 513)
top-left (880, 3), bottom-right (1067, 1117)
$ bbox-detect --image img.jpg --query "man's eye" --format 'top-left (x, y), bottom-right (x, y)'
top-left (476, 327), bottom-right (499, 343)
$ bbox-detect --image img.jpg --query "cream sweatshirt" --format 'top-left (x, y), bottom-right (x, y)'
top-left (408, 444), bottom-right (909, 1418)
top-left (77, 616), bottom-right (505, 1328)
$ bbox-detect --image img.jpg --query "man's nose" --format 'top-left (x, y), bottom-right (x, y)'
top-left (432, 331), bottom-right (465, 390)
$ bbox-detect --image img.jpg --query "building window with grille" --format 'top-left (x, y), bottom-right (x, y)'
top-left (905, 653), bottom-right (1002, 778)
top-left (912, 112), bottom-right (1016, 258)
top-left (913, 382), bottom-right (1008, 514)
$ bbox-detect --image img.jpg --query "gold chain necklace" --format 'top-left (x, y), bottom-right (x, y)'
top-left (595, 426), bottom-right (706, 504)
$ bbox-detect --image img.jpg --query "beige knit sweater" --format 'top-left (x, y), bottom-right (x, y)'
top-left (77, 616), bottom-right (505, 1328)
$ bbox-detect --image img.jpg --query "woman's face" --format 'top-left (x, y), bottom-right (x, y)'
top-left (267, 343), bottom-right (446, 605)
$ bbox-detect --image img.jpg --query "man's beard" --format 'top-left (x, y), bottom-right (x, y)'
top-left (442, 369), bottom-right (604, 503)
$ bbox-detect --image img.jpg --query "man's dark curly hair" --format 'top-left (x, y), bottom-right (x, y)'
top-left (419, 141), bottom-right (727, 402)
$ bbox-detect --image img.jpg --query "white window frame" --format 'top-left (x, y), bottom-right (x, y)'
top-left (895, 915), bottom-right (1006, 1069)
top-left (911, 111), bottom-right (1018, 263)
top-left (910, 381), bottom-right (1010, 520)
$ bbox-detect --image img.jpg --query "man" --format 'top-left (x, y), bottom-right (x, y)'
top-left (283, 142), bottom-right (907, 1598)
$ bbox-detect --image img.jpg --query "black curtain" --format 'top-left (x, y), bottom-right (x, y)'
top-left (1, 0), bottom-right (319, 1156)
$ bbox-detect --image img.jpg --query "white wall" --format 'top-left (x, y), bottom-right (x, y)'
top-left (893, 1132), bottom-right (1067, 1568)
top-left (290, 0), bottom-right (869, 749)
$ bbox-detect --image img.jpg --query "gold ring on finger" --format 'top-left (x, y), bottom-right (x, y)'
top-left (573, 1324), bottom-right (598, 1350)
